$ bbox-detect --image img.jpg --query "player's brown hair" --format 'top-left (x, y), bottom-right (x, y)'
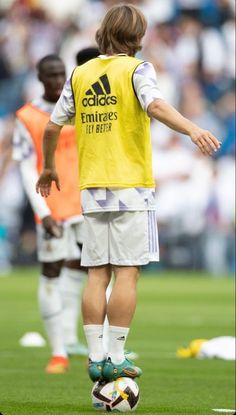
top-left (96, 4), bottom-right (147, 56)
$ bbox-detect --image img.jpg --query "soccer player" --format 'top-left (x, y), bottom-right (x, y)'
top-left (36, 4), bottom-right (221, 382)
top-left (13, 54), bottom-right (88, 374)
top-left (79, 46), bottom-right (140, 362)
top-left (76, 48), bottom-right (139, 362)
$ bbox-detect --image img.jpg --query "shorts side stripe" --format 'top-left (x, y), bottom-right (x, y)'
top-left (148, 211), bottom-right (158, 254)
top-left (153, 211), bottom-right (158, 253)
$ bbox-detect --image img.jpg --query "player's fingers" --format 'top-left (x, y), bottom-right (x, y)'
top-left (44, 186), bottom-right (51, 197)
top-left (39, 188), bottom-right (45, 197)
top-left (199, 132), bottom-right (220, 154)
top-left (198, 134), bottom-right (218, 155)
top-left (201, 138), bottom-right (213, 155)
top-left (197, 139), bottom-right (207, 155)
top-left (39, 184), bottom-right (50, 198)
top-left (36, 180), bottom-right (47, 196)
top-left (208, 132), bottom-right (221, 151)
top-left (55, 178), bottom-right (61, 191)
top-left (202, 135), bottom-right (221, 155)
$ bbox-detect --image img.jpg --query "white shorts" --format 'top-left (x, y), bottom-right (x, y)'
top-left (36, 221), bottom-right (84, 263)
top-left (81, 211), bottom-right (159, 267)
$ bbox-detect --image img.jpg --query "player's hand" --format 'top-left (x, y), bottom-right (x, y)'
top-left (42, 215), bottom-right (63, 238)
top-left (190, 129), bottom-right (221, 155)
top-left (36, 168), bottom-right (60, 197)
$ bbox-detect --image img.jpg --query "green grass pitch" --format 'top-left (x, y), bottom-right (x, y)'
top-left (0, 267), bottom-right (235, 415)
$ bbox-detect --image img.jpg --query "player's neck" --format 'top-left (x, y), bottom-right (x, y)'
top-left (43, 93), bottom-right (58, 104)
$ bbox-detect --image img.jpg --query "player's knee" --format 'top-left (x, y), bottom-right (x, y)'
top-left (42, 260), bottom-right (63, 278)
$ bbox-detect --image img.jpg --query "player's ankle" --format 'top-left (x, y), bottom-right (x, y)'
top-left (107, 353), bottom-right (125, 364)
top-left (89, 353), bottom-right (106, 362)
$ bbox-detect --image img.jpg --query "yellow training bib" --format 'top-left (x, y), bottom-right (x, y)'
top-left (72, 55), bottom-right (155, 190)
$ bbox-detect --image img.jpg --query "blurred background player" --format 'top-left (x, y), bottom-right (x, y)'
top-left (36, 4), bottom-right (221, 383)
top-left (13, 54), bottom-right (87, 374)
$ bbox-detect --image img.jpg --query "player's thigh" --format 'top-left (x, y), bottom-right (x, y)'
top-left (109, 210), bottom-right (159, 266)
top-left (36, 223), bottom-right (68, 262)
top-left (81, 212), bottom-right (109, 266)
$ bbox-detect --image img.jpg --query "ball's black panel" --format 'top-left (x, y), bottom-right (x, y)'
top-left (111, 385), bottom-right (139, 409)
top-left (111, 394), bottom-right (124, 408)
top-left (125, 386), bottom-right (140, 409)
top-left (93, 383), bottom-right (111, 404)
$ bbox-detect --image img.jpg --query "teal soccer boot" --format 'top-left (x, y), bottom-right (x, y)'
top-left (88, 359), bottom-right (105, 382)
top-left (102, 357), bottom-right (142, 381)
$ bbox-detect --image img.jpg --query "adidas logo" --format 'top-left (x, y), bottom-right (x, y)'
top-left (117, 336), bottom-right (126, 341)
top-left (82, 74), bottom-right (117, 107)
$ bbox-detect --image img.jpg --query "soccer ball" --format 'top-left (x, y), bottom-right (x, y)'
top-left (91, 377), bottom-right (140, 412)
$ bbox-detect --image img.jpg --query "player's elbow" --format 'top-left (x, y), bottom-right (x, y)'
top-left (46, 120), bottom-right (62, 135)
top-left (147, 98), bottom-right (166, 120)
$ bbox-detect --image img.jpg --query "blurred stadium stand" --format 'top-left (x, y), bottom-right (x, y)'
top-left (0, 0), bottom-right (235, 275)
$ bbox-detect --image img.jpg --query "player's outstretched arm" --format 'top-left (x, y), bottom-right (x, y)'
top-left (36, 121), bottom-right (62, 197)
top-left (147, 99), bottom-right (221, 155)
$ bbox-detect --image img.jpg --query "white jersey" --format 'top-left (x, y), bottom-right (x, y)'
top-left (198, 337), bottom-right (236, 360)
top-left (51, 56), bottom-right (163, 214)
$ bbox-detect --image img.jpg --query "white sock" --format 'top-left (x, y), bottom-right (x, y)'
top-left (108, 325), bottom-right (129, 364)
top-left (84, 324), bottom-right (105, 362)
top-left (38, 275), bottom-right (66, 358)
top-left (103, 316), bottom-right (109, 355)
top-left (59, 267), bottom-right (85, 346)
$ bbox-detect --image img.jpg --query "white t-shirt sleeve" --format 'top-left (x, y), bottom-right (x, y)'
top-left (13, 118), bottom-right (51, 219)
top-left (19, 158), bottom-right (51, 219)
top-left (12, 118), bottom-right (35, 162)
top-left (133, 62), bottom-right (164, 112)
top-left (50, 77), bottom-right (75, 126)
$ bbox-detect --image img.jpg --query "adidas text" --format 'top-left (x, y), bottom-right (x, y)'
top-left (82, 95), bottom-right (117, 107)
